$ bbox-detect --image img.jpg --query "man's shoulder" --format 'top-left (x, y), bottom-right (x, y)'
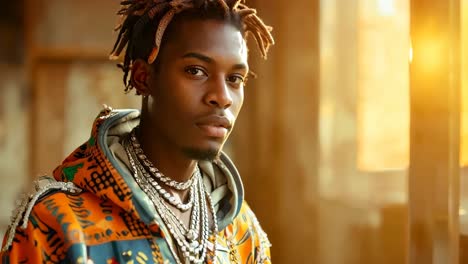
top-left (1, 176), bottom-right (83, 252)
top-left (225, 201), bottom-right (272, 263)
top-left (0, 175), bottom-right (157, 263)
top-left (235, 201), bottom-right (261, 223)
top-left (10, 175), bottom-right (129, 233)
top-left (231, 201), bottom-right (269, 240)
top-left (8, 176), bottom-right (83, 228)
top-left (1, 175), bottom-right (141, 254)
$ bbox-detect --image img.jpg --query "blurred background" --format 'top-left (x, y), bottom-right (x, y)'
top-left (1, 0), bottom-right (468, 263)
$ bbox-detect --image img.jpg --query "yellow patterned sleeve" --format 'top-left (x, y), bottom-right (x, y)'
top-left (225, 201), bottom-right (272, 264)
top-left (243, 202), bottom-right (272, 264)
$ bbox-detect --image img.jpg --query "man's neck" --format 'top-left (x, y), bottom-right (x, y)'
top-left (137, 119), bottom-right (197, 184)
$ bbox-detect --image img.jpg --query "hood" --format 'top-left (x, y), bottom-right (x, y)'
top-left (53, 108), bottom-right (244, 231)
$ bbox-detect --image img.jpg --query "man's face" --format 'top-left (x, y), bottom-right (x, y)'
top-left (145, 19), bottom-right (248, 160)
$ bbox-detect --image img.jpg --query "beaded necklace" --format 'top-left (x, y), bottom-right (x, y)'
top-left (124, 131), bottom-right (218, 263)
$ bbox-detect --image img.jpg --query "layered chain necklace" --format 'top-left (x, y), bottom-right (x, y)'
top-left (124, 129), bottom-right (218, 264)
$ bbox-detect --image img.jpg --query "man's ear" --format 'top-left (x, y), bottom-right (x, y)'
top-left (131, 59), bottom-right (151, 96)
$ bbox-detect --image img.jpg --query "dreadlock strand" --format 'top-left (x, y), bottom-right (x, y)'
top-left (148, 1), bottom-right (197, 64)
top-left (113, 32), bottom-right (131, 59)
top-left (131, 1), bottom-right (157, 16)
top-left (251, 14), bottom-right (274, 44)
top-left (244, 16), bottom-right (273, 58)
top-left (110, 28), bottom-right (127, 55)
top-left (122, 44), bottom-right (133, 92)
top-left (236, 3), bottom-right (249, 10)
top-left (114, 23), bottom-right (123, 32)
top-left (110, 15), bottom-right (139, 58)
top-left (117, 8), bottom-right (129, 15)
top-left (148, 47), bottom-right (160, 65)
top-left (249, 27), bottom-right (267, 58)
top-left (114, 1), bottom-right (145, 31)
top-left (118, 2), bottom-right (138, 14)
top-left (131, 8), bottom-right (156, 39)
top-left (156, 8), bottom-right (176, 45)
top-left (120, 0), bottom-right (134, 5)
top-left (134, 11), bottom-right (152, 27)
top-left (148, 8), bottom-right (176, 64)
top-left (112, 0), bottom-right (275, 93)
top-left (122, 67), bottom-right (131, 93)
top-left (148, 3), bottom-right (169, 18)
top-left (247, 19), bottom-right (269, 45)
top-left (114, 13), bottom-right (127, 30)
top-left (114, 13), bottom-right (129, 31)
top-left (231, 0), bottom-right (243, 10)
top-left (237, 9), bottom-right (256, 18)
top-left (109, 34), bottom-right (128, 59)
top-left (215, 0), bottom-right (230, 18)
top-left (170, 0), bottom-right (194, 11)
top-left (248, 14), bottom-right (269, 34)
top-left (125, 2), bottom-right (148, 15)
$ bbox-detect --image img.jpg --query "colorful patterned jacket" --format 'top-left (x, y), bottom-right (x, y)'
top-left (1, 108), bottom-right (271, 264)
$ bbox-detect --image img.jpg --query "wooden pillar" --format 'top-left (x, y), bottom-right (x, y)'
top-left (25, 0), bottom-right (36, 178)
top-left (231, 0), bottom-right (320, 263)
top-left (409, 0), bottom-right (461, 263)
top-left (275, 0), bottom-right (320, 261)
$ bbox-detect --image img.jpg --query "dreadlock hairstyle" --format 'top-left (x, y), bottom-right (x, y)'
top-left (109, 0), bottom-right (275, 93)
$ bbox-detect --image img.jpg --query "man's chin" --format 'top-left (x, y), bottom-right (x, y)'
top-left (182, 147), bottom-right (221, 161)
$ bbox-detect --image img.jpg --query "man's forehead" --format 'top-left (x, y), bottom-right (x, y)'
top-left (165, 19), bottom-right (248, 62)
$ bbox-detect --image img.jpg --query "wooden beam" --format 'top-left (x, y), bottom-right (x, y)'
top-left (34, 47), bottom-right (110, 62)
top-left (409, 0), bottom-right (461, 263)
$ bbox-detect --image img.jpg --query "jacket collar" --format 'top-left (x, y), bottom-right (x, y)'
top-left (53, 108), bottom-right (244, 230)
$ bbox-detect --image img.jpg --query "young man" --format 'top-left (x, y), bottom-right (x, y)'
top-left (1, 0), bottom-right (274, 263)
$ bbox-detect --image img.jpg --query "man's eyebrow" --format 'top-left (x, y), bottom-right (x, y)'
top-left (232, 63), bottom-right (248, 71)
top-left (182, 52), bottom-right (213, 63)
top-left (182, 52), bottom-right (249, 71)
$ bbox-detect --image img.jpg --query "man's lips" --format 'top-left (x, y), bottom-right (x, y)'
top-left (195, 115), bottom-right (232, 138)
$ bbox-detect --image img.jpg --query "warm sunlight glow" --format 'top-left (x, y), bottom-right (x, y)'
top-left (378, 0), bottom-right (396, 16)
top-left (463, 78), bottom-right (468, 166)
top-left (416, 37), bottom-right (446, 74)
top-left (409, 41), bottom-right (413, 63)
top-left (463, 94), bottom-right (468, 166)
top-left (357, 0), bottom-right (410, 171)
top-left (461, 2), bottom-right (468, 166)
top-left (461, 208), bottom-right (467, 216)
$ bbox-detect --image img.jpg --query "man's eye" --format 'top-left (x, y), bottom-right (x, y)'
top-left (185, 67), bottom-right (206, 76)
top-left (227, 75), bottom-right (245, 84)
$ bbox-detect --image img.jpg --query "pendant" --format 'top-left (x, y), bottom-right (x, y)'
top-left (190, 240), bottom-right (199, 249)
top-left (186, 230), bottom-right (197, 240)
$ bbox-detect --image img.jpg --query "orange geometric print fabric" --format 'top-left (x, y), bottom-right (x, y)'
top-left (1, 109), bottom-right (271, 263)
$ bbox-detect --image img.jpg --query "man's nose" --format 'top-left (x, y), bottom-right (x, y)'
top-left (204, 76), bottom-right (233, 109)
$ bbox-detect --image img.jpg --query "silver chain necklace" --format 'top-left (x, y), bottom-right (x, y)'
top-left (126, 138), bottom-right (195, 211)
top-left (124, 134), bottom-right (218, 263)
top-left (130, 129), bottom-right (196, 191)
